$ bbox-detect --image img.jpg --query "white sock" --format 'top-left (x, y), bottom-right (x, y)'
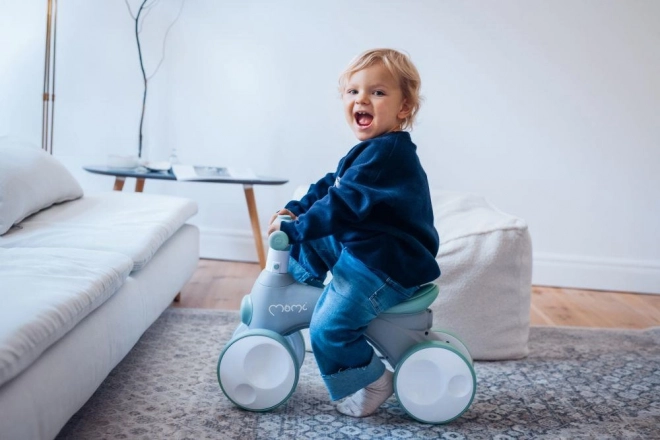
top-left (336, 369), bottom-right (393, 417)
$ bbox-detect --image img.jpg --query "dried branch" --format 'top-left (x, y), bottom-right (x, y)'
top-left (127, 0), bottom-right (185, 158)
top-left (147, 0), bottom-right (185, 81)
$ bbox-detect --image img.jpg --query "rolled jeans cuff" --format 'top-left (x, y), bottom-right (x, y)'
top-left (321, 352), bottom-right (385, 401)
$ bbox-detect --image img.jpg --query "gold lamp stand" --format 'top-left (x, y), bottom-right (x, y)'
top-left (42, 0), bottom-right (57, 154)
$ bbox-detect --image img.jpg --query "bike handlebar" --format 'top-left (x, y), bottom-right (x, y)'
top-left (269, 231), bottom-right (290, 251)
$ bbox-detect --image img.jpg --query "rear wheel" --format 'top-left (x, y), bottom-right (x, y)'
top-left (394, 341), bottom-right (476, 424)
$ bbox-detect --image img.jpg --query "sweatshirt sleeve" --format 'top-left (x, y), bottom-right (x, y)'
top-left (284, 172), bottom-right (335, 216)
top-left (281, 138), bottom-right (403, 243)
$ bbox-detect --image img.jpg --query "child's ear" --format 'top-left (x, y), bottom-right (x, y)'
top-left (398, 99), bottom-right (412, 120)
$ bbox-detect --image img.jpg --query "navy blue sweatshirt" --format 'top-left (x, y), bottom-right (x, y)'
top-left (281, 131), bottom-right (440, 288)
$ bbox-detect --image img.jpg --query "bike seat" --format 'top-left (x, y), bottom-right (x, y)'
top-left (383, 283), bottom-right (439, 314)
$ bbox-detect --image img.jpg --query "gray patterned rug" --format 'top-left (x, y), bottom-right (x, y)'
top-left (56, 308), bottom-right (660, 440)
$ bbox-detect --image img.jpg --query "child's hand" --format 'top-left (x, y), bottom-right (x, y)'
top-left (269, 209), bottom-right (297, 226)
top-left (268, 209), bottom-right (297, 236)
top-left (267, 221), bottom-right (281, 236)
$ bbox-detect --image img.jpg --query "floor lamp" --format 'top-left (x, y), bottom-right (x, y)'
top-left (42, 0), bottom-right (57, 155)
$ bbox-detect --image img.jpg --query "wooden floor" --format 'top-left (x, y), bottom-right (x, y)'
top-left (174, 259), bottom-right (660, 330)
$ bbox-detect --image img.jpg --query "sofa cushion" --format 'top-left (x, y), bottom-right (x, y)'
top-left (0, 247), bottom-right (134, 387)
top-left (430, 190), bottom-right (532, 360)
top-left (0, 138), bottom-right (83, 235)
top-left (0, 192), bottom-right (198, 271)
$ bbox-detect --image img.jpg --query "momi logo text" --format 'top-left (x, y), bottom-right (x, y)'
top-left (268, 303), bottom-right (309, 316)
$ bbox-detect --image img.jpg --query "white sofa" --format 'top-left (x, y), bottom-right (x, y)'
top-left (0, 141), bottom-right (200, 440)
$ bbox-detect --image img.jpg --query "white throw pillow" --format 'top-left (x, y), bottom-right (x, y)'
top-left (0, 138), bottom-right (83, 235)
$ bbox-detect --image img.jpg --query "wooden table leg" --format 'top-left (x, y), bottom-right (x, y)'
top-left (135, 178), bottom-right (145, 192)
top-left (243, 184), bottom-right (266, 268)
top-left (113, 177), bottom-right (126, 191)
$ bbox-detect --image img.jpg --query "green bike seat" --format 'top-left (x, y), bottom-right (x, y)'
top-left (383, 283), bottom-right (439, 314)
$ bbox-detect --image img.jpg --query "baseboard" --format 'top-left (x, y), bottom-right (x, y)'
top-left (198, 228), bottom-right (660, 295)
top-left (533, 252), bottom-right (660, 295)
top-left (199, 226), bottom-right (264, 263)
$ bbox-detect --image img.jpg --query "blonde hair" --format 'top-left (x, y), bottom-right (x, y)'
top-left (338, 48), bottom-right (422, 130)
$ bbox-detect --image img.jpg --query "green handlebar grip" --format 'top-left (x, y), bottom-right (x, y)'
top-left (269, 231), bottom-right (290, 251)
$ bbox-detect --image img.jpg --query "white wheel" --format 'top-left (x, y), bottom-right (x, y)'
top-left (394, 342), bottom-right (476, 424)
top-left (218, 329), bottom-right (299, 411)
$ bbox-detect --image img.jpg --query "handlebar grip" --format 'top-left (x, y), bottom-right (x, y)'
top-left (269, 231), bottom-right (290, 251)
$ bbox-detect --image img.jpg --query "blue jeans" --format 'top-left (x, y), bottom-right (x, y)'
top-left (289, 235), bottom-right (418, 401)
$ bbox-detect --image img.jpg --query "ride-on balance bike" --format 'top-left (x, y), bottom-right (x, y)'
top-left (217, 225), bottom-right (476, 424)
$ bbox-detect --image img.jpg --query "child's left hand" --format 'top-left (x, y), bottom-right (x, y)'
top-left (269, 208), bottom-right (297, 225)
top-left (268, 209), bottom-right (296, 236)
top-left (267, 222), bottom-right (281, 236)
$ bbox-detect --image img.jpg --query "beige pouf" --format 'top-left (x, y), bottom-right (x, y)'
top-left (292, 187), bottom-right (532, 361)
top-left (431, 190), bottom-right (532, 360)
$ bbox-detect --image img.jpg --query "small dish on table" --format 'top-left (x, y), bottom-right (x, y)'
top-left (143, 161), bottom-right (172, 172)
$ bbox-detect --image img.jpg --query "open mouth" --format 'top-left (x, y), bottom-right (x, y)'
top-left (355, 111), bottom-right (373, 127)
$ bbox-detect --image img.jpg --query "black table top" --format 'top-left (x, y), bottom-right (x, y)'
top-left (83, 165), bottom-right (288, 186)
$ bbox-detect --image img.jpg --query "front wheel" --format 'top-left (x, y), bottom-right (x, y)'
top-left (218, 329), bottom-right (299, 411)
top-left (394, 341), bottom-right (476, 424)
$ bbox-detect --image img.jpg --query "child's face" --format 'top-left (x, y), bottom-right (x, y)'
top-left (342, 63), bottom-right (410, 141)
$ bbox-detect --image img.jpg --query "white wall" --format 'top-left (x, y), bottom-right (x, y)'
top-left (2, 0), bottom-right (659, 294)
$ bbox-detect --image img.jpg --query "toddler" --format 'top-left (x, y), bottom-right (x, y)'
top-left (268, 48), bottom-right (440, 418)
